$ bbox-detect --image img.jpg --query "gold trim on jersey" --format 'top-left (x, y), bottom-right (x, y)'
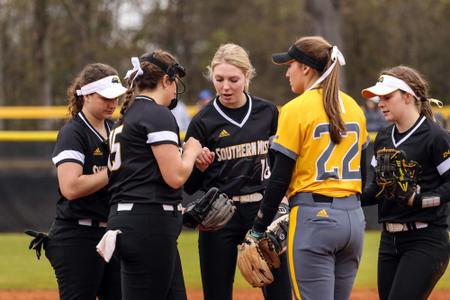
top-left (288, 206), bottom-right (302, 300)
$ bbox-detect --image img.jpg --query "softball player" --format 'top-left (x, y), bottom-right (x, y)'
top-left (184, 43), bottom-right (291, 300)
top-left (251, 36), bottom-right (369, 300)
top-left (106, 50), bottom-right (203, 300)
top-left (362, 66), bottom-right (449, 300)
top-left (45, 63), bottom-right (126, 300)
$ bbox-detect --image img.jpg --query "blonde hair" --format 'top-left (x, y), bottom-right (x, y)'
top-left (381, 65), bottom-right (433, 120)
top-left (206, 43), bottom-right (256, 92)
top-left (294, 36), bottom-right (344, 144)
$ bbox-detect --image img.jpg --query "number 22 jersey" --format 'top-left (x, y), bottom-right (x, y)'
top-left (272, 88), bottom-right (369, 198)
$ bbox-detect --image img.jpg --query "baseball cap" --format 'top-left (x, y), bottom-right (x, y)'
top-left (76, 75), bottom-right (127, 99)
top-left (361, 75), bottom-right (418, 99)
top-left (272, 45), bottom-right (326, 71)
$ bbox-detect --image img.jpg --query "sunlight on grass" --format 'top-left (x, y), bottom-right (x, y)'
top-left (0, 231), bottom-right (448, 290)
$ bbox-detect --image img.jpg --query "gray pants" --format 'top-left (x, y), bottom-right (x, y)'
top-left (288, 193), bottom-right (365, 300)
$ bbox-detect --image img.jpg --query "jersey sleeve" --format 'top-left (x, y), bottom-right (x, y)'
top-left (269, 104), bottom-right (279, 137)
top-left (140, 105), bottom-right (180, 146)
top-left (185, 115), bottom-right (207, 145)
top-left (270, 102), bottom-right (301, 160)
top-left (52, 124), bottom-right (86, 167)
top-left (360, 115), bottom-right (370, 150)
top-left (431, 130), bottom-right (450, 176)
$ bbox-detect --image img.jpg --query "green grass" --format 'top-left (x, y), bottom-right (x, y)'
top-left (0, 231), bottom-right (448, 290)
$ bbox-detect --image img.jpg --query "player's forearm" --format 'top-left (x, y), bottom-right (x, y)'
top-left (253, 151), bottom-right (294, 232)
top-left (62, 169), bottom-right (108, 200)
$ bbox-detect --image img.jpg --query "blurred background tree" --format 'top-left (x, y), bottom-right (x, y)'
top-left (0, 0), bottom-right (449, 129)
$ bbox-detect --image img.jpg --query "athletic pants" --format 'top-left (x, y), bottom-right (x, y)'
top-left (378, 225), bottom-right (449, 300)
top-left (199, 201), bottom-right (292, 300)
top-left (107, 203), bottom-right (186, 300)
top-left (45, 220), bottom-right (121, 300)
top-left (288, 193), bottom-right (365, 300)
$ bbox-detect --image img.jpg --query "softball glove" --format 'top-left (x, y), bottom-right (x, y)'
top-left (375, 148), bottom-right (421, 206)
top-left (183, 187), bottom-right (236, 231)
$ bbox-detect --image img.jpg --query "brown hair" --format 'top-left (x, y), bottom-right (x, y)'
top-left (206, 43), bottom-right (256, 92)
top-left (66, 63), bottom-right (118, 118)
top-left (294, 36), bottom-right (344, 144)
top-left (381, 65), bottom-right (433, 120)
top-left (117, 50), bottom-right (178, 126)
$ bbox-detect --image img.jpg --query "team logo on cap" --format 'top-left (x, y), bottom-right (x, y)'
top-left (377, 76), bottom-right (384, 83)
top-left (111, 76), bottom-right (120, 84)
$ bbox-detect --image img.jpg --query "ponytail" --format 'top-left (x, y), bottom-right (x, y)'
top-left (322, 58), bottom-right (345, 144)
top-left (419, 97), bottom-right (434, 120)
top-left (117, 85), bottom-right (135, 126)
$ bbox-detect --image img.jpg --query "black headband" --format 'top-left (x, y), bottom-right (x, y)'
top-left (140, 54), bottom-right (186, 80)
top-left (288, 46), bottom-right (326, 71)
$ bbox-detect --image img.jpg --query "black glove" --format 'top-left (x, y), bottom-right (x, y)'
top-left (375, 148), bottom-right (421, 207)
top-left (24, 230), bottom-right (48, 260)
top-left (183, 187), bottom-right (236, 230)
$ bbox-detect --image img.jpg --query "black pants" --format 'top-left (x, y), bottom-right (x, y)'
top-left (199, 201), bottom-right (292, 300)
top-left (45, 220), bottom-right (121, 300)
top-left (378, 226), bottom-right (449, 300)
top-left (108, 203), bottom-right (186, 300)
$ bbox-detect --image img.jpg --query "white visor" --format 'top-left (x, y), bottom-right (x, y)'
top-left (76, 75), bottom-right (127, 99)
top-left (361, 75), bottom-right (417, 99)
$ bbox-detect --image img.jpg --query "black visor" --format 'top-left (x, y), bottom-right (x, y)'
top-left (272, 45), bottom-right (325, 71)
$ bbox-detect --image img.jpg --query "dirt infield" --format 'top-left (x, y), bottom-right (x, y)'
top-left (0, 289), bottom-right (449, 300)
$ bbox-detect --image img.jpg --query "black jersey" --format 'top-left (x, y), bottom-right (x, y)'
top-left (52, 111), bottom-right (112, 221)
top-left (108, 96), bottom-right (182, 205)
top-left (372, 115), bottom-right (450, 226)
top-left (184, 93), bottom-right (278, 196)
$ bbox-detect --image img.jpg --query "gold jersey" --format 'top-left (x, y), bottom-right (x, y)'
top-left (272, 89), bottom-right (369, 198)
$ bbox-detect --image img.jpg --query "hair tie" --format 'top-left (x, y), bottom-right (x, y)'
top-left (330, 46), bottom-right (346, 66)
top-left (428, 98), bottom-right (443, 108)
top-left (124, 57), bottom-right (144, 87)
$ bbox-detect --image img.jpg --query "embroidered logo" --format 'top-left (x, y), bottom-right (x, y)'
top-left (93, 147), bottom-right (103, 156)
top-left (443, 150), bottom-right (450, 158)
top-left (377, 76), bottom-right (384, 83)
top-left (316, 209), bottom-right (329, 218)
top-left (219, 129), bottom-right (230, 138)
top-left (112, 76), bottom-right (120, 84)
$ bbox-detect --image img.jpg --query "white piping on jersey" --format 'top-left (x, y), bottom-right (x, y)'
top-left (146, 130), bottom-right (178, 144)
top-left (371, 155), bottom-right (377, 167)
top-left (52, 150), bottom-right (85, 165)
top-left (78, 112), bottom-right (110, 143)
top-left (363, 135), bottom-right (371, 150)
top-left (213, 94), bottom-right (252, 128)
top-left (437, 156), bottom-right (450, 175)
top-left (391, 116), bottom-right (426, 148)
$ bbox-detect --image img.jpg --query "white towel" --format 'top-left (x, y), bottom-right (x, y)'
top-left (96, 230), bottom-right (122, 262)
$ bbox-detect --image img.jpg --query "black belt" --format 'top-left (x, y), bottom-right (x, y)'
top-left (312, 193), bottom-right (333, 203)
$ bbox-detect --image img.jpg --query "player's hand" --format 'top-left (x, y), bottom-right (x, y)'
top-left (183, 137), bottom-right (202, 157)
top-left (195, 147), bottom-right (215, 172)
